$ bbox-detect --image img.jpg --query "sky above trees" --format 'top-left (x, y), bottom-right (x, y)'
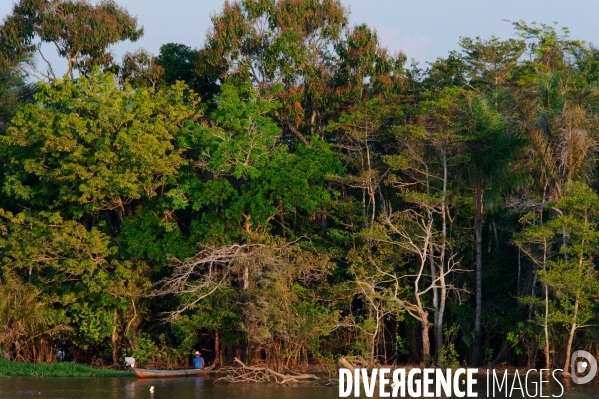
top-left (2, 0), bottom-right (599, 77)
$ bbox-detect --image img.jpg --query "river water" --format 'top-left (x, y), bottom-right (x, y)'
top-left (0, 375), bottom-right (597, 398)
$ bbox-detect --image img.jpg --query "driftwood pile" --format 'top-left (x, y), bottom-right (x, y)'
top-left (216, 357), bottom-right (320, 384)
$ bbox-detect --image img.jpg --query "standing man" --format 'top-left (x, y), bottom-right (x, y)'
top-left (193, 351), bottom-right (204, 369)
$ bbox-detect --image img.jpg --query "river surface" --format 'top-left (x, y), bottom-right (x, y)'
top-left (0, 375), bottom-right (597, 398)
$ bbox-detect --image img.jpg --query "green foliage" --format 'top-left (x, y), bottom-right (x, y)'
top-left (68, 302), bottom-right (117, 350)
top-left (437, 325), bottom-right (460, 369)
top-left (506, 322), bottom-right (535, 356)
top-left (0, 208), bottom-right (151, 351)
top-left (156, 43), bottom-right (198, 87)
top-left (511, 21), bottom-right (584, 72)
top-left (2, 70), bottom-right (200, 218)
top-left (541, 183), bottom-right (599, 328)
top-left (117, 49), bottom-right (164, 89)
top-left (190, 83), bottom-right (281, 179)
top-left (0, 360), bottom-right (131, 377)
top-left (126, 332), bottom-right (159, 365)
top-left (118, 206), bottom-right (193, 267)
top-left (202, 0), bottom-right (347, 88)
top-left (179, 83), bottom-right (342, 242)
top-left (0, 210), bottom-right (114, 280)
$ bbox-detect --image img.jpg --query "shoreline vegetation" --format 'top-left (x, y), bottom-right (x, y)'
top-left (0, 360), bottom-right (133, 378)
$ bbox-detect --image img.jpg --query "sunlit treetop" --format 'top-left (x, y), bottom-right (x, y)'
top-left (0, 0), bottom-right (143, 81)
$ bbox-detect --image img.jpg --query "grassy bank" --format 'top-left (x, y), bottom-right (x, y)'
top-left (0, 360), bottom-right (134, 377)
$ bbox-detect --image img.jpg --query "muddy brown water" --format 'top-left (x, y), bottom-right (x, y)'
top-left (0, 374), bottom-right (597, 398)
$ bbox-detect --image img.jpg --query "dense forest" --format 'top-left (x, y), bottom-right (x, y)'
top-left (1, 0), bottom-right (599, 374)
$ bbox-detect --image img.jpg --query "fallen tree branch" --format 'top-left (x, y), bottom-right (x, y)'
top-left (338, 357), bottom-right (356, 373)
top-left (284, 366), bottom-right (304, 376)
top-left (215, 357), bottom-right (319, 384)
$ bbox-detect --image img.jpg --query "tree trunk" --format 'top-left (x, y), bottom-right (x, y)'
top-left (492, 219), bottom-right (499, 251)
top-left (339, 357), bottom-right (356, 373)
top-left (215, 329), bottom-right (221, 365)
top-left (370, 329), bottom-right (376, 368)
top-left (422, 320), bottom-right (431, 365)
top-left (529, 270), bottom-right (537, 320)
top-left (435, 283), bottom-right (447, 366)
top-left (112, 310), bottom-right (119, 365)
top-left (433, 313), bottom-right (442, 364)
top-left (563, 295), bottom-right (579, 376)
top-left (487, 222), bottom-right (492, 253)
top-left (471, 178), bottom-right (484, 366)
top-left (543, 239), bottom-right (550, 369)
top-left (429, 238), bottom-right (440, 361)
top-left (436, 148), bottom-right (448, 363)
top-left (125, 299), bottom-right (139, 352)
top-left (517, 247), bottom-right (521, 296)
top-left (242, 266), bottom-right (249, 291)
top-left (543, 282), bottom-right (550, 368)
top-left (564, 214), bottom-right (586, 375)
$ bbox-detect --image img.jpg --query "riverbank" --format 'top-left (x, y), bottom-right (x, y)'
top-left (0, 360), bottom-right (134, 378)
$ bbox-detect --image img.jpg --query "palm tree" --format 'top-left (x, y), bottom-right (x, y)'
top-left (517, 71), bottom-right (599, 199)
top-left (461, 93), bottom-right (519, 366)
top-left (0, 55), bottom-right (36, 133)
top-left (0, 274), bottom-right (69, 362)
top-left (441, 36), bottom-right (526, 367)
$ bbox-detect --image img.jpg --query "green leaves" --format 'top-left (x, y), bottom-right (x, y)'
top-left (0, 209), bottom-right (113, 281)
top-left (179, 83), bottom-right (342, 240)
top-left (156, 43), bottom-right (198, 87)
top-left (518, 182), bottom-right (599, 334)
top-left (2, 70), bottom-right (200, 217)
top-left (193, 84), bottom-right (281, 179)
top-left (0, 70), bottom-right (198, 356)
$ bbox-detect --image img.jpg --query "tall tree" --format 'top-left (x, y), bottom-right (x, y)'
top-left (550, 183), bottom-right (599, 375)
top-left (453, 35), bottom-right (526, 366)
top-left (394, 86), bottom-right (466, 363)
top-left (0, 0), bottom-right (143, 80)
top-left (199, 0), bottom-right (347, 145)
top-left (514, 209), bottom-right (556, 369)
top-left (0, 71), bottom-right (200, 362)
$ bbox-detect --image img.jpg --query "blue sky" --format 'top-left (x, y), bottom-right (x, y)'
top-left (2, 0), bottom-right (598, 76)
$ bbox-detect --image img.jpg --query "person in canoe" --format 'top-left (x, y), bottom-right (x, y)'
top-left (193, 351), bottom-right (204, 369)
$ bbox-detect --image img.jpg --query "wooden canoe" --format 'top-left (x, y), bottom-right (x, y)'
top-left (133, 365), bottom-right (215, 378)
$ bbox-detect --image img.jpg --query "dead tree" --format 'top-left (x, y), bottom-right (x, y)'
top-left (149, 240), bottom-right (337, 368)
top-left (364, 202), bottom-right (466, 365)
top-left (149, 243), bottom-right (270, 320)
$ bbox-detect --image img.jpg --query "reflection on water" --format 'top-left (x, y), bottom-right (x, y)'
top-left (0, 375), bottom-right (597, 399)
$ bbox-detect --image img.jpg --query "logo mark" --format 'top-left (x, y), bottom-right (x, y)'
top-left (571, 350), bottom-right (597, 384)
